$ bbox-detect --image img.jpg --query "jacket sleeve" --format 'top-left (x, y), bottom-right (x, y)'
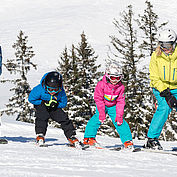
top-left (57, 88), bottom-right (67, 108)
top-left (28, 85), bottom-right (42, 105)
top-left (149, 52), bottom-right (166, 92)
top-left (94, 81), bottom-right (106, 118)
top-left (116, 84), bottom-right (125, 118)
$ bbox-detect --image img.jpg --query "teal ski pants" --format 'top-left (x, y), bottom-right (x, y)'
top-left (147, 88), bottom-right (177, 139)
top-left (84, 105), bottom-right (132, 144)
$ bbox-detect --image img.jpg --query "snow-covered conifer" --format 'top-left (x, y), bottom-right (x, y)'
top-left (1, 31), bottom-right (36, 122)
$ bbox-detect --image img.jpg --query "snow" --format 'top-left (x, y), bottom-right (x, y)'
top-left (1, 0), bottom-right (177, 176)
top-left (1, 116), bottom-right (177, 177)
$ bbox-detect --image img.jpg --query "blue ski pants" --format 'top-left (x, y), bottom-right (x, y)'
top-left (84, 105), bottom-right (132, 144)
top-left (147, 88), bottom-right (177, 139)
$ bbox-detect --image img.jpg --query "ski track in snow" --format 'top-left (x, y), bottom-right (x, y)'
top-left (1, 117), bottom-right (177, 177)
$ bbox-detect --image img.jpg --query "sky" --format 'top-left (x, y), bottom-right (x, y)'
top-left (0, 0), bottom-right (177, 81)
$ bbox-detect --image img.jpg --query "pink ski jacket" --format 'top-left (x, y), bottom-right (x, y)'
top-left (94, 75), bottom-right (125, 120)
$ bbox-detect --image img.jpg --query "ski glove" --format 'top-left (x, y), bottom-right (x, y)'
top-left (115, 116), bottom-right (123, 126)
top-left (43, 98), bottom-right (59, 112)
top-left (160, 88), bottom-right (177, 109)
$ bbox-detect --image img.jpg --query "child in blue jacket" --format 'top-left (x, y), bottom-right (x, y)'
top-left (29, 71), bottom-right (80, 147)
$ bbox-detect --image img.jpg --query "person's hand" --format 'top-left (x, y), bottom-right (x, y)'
top-left (42, 99), bottom-right (59, 111)
top-left (99, 115), bottom-right (106, 123)
top-left (49, 101), bottom-right (59, 111)
top-left (115, 116), bottom-right (123, 126)
top-left (160, 88), bottom-right (177, 108)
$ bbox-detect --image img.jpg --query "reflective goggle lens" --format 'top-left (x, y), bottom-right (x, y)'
top-left (160, 42), bottom-right (173, 50)
top-left (110, 76), bottom-right (121, 80)
top-left (46, 86), bottom-right (60, 93)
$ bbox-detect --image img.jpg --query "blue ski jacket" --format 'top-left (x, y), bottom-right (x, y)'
top-left (28, 72), bottom-right (67, 108)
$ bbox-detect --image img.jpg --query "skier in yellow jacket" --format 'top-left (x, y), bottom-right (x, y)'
top-left (145, 29), bottom-right (177, 150)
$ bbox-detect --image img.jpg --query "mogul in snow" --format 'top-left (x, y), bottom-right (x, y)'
top-left (83, 62), bottom-right (133, 149)
top-left (28, 71), bottom-right (82, 147)
top-left (145, 29), bottom-right (177, 150)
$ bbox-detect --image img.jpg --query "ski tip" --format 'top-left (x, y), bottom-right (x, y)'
top-left (132, 147), bottom-right (141, 152)
top-left (36, 143), bottom-right (48, 147)
top-left (39, 144), bottom-right (48, 147)
top-left (109, 147), bottom-right (122, 151)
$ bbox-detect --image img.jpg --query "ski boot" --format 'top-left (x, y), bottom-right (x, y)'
top-left (36, 134), bottom-right (46, 147)
top-left (68, 135), bottom-right (79, 146)
top-left (68, 135), bottom-right (87, 149)
top-left (124, 140), bottom-right (134, 149)
top-left (144, 138), bottom-right (163, 150)
top-left (83, 137), bottom-right (102, 149)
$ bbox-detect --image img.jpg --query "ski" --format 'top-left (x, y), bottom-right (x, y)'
top-left (109, 147), bottom-right (141, 152)
top-left (35, 142), bottom-right (48, 147)
top-left (108, 147), bottom-right (122, 151)
top-left (36, 140), bottom-right (48, 147)
top-left (0, 139), bottom-right (8, 144)
top-left (140, 148), bottom-right (177, 156)
top-left (85, 145), bottom-right (141, 152)
top-left (38, 144), bottom-right (48, 147)
top-left (67, 141), bottom-right (89, 150)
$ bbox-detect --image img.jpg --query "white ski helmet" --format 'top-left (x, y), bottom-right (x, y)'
top-left (105, 62), bottom-right (123, 84)
top-left (158, 29), bottom-right (177, 49)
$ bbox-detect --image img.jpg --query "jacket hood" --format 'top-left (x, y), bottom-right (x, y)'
top-left (40, 73), bottom-right (48, 88)
top-left (159, 46), bottom-right (177, 61)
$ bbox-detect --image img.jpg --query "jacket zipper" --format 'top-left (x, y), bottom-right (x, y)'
top-left (169, 58), bottom-right (171, 88)
top-left (173, 68), bottom-right (175, 80)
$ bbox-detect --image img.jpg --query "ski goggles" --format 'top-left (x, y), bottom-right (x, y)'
top-left (107, 74), bottom-right (122, 82)
top-left (46, 86), bottom-right (61, 94)
top-left (160, 42), bottom-right (174, 50)
top-left (110, 76), bottom-right (122, 81)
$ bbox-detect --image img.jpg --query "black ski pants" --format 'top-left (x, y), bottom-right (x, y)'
top-left (34, 103), bottom-right (76, 139)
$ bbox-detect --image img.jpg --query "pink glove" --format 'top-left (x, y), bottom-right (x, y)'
top-left (99, 115), bottom-right (106, 123)
top-left (115, 116), bottom-right (123, 126)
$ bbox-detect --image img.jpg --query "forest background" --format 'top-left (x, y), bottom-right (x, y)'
top-left (1, 0), bottom-right (177, 141)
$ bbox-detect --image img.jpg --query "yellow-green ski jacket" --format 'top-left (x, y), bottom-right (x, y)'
top-left (149, 47), bottom-right (177, 92)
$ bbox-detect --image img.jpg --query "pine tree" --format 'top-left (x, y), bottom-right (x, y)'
top-left (136, 66), bottom-right (155, 139)
top-left (75, 32), bottom-right (101, 121)
top-left (109, 5), bottom-right (149, 139)
top-left (58, 44), bottom-right (83, 128)
top-left (58, 32), bottom-right (101, 131)
top-left (57, 47), bottom-right (71, 91)
top-left (1, 31), bottom-right (36, 122)
top-left (136, 0), bottom-right (168, 56)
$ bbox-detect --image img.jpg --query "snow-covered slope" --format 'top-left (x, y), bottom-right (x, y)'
top-left (1, 116), bottom-right (177, 177)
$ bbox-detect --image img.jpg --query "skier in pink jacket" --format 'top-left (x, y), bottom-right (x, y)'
top-left (83, 62), bottom-right (133, 148)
